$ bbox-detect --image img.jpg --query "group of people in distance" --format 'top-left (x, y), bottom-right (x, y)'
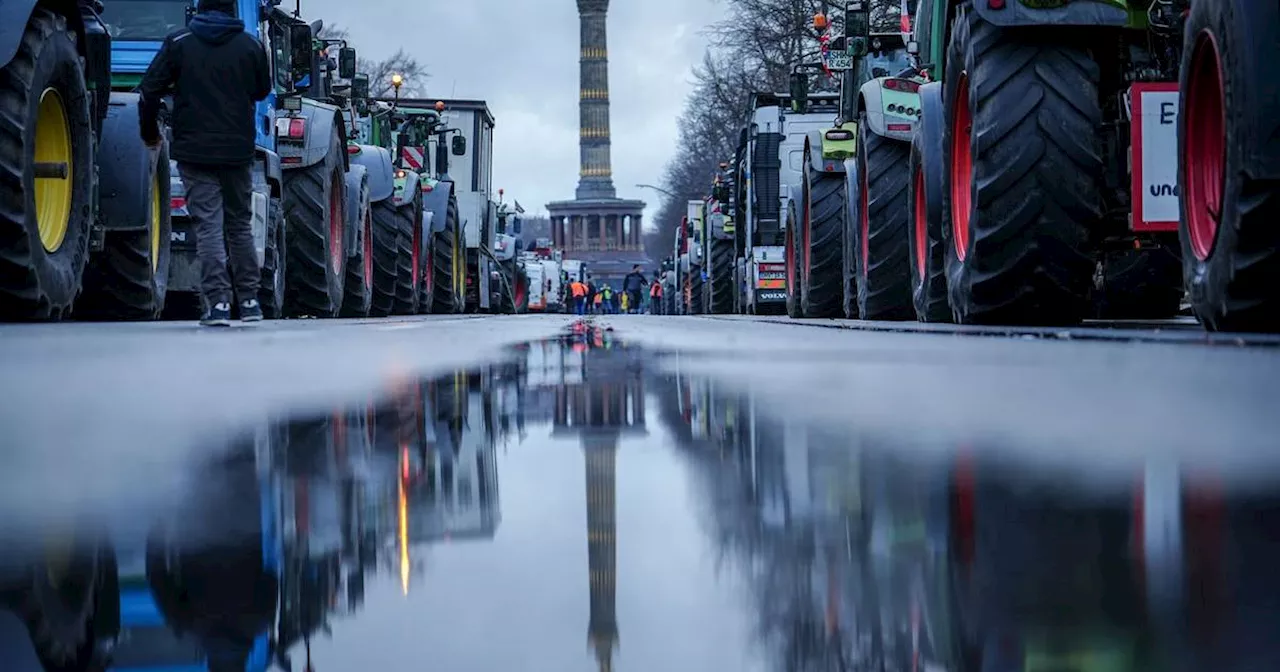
top-left (567, 265), bottom-right (664, 316)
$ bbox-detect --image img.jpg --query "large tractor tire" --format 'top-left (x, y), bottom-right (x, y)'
top-left (78, 142), bottom-right (172, 320)
top-left (800, 144), bottom-right (845, 318)
top-left (1178, 1), bottom-right (1280, 332)
top-left (687, 269), bottom-right (705, 315)
top-left (500, 261), bottom-right (528, 314)
top-left (856, 113), bottom-right (914, 321)
top-left (908, 86), bottom-right (953, 323)
top-left (1094, 240), bottom-right (1184, 319)
top-left (282, 129), bottom-right (346, 318)
top-left (259, 197), bottom-right (286, 319)
top-left (942, 4), bottom-right (1100, 326)
top-left (706, 238), bottom-right (735, 314)
top-left (429, 193), bottom-right (462, 314)
top-left (0, 9), bottom-right (94, 321)
top-left (340, 173), bottom-right (373, 318)
top-left (368, 197), bottom-right (402, 317)
top-left (393, 189), bottom-right (424, 315)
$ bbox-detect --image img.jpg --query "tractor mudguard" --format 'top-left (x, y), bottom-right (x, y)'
top-left (805, 129), bottom-right (853, 173)
top-left (348, 145), bottom-right (395, 203)
top-left (98, 92), bottom-right (162, 232)
top-left (393, 170), bottom-right (422, 208)
top-left (258, 146), bottom-right (282, 198)
top-left (859, 79), bottom-right (919, 143)
top-left (277, 99), bottom-right (345, 171)
top-left (0, 0), bottom-right (83, 68)
top-left (970, 0), bottom-right (1129, 28)
top-left (421, 179), bottom-right (454, 234)
top-left (918, 81), bottom-right (945, 149)
top-left (344, 164), bottom-right (369, 258)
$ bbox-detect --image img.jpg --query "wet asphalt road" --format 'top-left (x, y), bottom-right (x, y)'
top-left (2, 315), bottom-right (1280, 671)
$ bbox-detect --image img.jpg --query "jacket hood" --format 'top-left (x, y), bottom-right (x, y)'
top-left (189, 11), bottom-right (244, 45)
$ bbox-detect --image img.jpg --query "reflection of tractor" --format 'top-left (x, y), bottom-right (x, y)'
top-left (0, 1), bottom-right (172, 320)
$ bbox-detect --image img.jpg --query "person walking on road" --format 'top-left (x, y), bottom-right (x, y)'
top-left (569, 279), bottom-right (587, 315)
top-left (585, 276), bottom-right (597, 315)
top-left (139, 0), bottom-right (272, 326)
top-left (623, 265), bottom-right (646, 314)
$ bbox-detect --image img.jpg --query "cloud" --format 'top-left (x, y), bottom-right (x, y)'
top-left (309, 0), bottom-right (725, 227)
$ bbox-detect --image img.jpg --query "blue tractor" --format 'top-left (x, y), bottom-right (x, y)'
top-left (0, 0), bottom-right (172, 320)
top-left (101, 0), bottom-right (366, 320)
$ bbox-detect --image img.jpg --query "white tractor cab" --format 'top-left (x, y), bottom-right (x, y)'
top-left (432, 100), bottom-right (497, 312)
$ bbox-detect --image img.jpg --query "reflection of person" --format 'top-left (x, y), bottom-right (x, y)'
top-left (139, 0), bottom-right (272, 326)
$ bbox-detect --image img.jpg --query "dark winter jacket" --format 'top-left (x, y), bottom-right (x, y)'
top-left (623, 271), bottom-right (646, 293)
top-left (139, 7), bottom-right (272, 165)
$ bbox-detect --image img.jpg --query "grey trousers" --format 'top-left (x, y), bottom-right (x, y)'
top-left (177, 162), bottom-right (260, 306)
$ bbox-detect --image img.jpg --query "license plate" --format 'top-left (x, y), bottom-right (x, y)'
top-left (825, 52), bottom-right (853, 70)
top-left (759, 271), bottom-right (785, 281)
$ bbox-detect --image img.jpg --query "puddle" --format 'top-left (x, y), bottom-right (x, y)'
top-left (1, 325), bottom-right (1277, 671)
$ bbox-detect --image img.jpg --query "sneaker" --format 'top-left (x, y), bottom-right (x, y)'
top-left (240, 299), bottom-right (263, 322)
top-left (200, 302), bottom-right (232, 327)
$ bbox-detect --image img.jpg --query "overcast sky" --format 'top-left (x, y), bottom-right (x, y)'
top-left (310, 0), bottom-right (726, 226)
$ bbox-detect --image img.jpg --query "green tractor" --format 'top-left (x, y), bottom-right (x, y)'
top-left (897, 0), bottom-right (1207, 326)
top-left (348, 77), bottom-right (428, 316)
top-left (702, 165), bottom-right (737, 315)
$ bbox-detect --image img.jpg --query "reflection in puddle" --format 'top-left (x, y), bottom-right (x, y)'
top-left (0, 326), bottom-right (1277, 671)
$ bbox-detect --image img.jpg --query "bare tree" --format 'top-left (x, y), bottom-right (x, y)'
top-left (319, 25), bottom-right (429, 98)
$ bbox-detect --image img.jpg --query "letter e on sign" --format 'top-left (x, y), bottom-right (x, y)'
top-left (1131, 83), bottom-right (1181, 232)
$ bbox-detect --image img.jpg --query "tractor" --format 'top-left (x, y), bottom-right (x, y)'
top-left (701, 165), bottom-right (737, 315)
top-left (894, 0), bottom-right (1259, 327)
top-left (0, 0), bottom-right (172, 321)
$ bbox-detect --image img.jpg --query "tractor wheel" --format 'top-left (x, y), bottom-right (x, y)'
top-left (340, 174), bottom-right (373, 318)
top-left (707, 238), bottom-right (734, 314)
top-left (1178, 1), bottom-right (1280, 332)
top-left (908, 98), bottom-right (953, 323)
top-left (392, 189), bottom-right (423, 315)
top-left (429, 194), bottom-right (460, 313)
top-left (368, 197), bottom-right (401, 317)
top-left (856, 113), bottom-right (913, 321)
top-left (942, 4), bottom-right (1100, 326)
top-left (0, 8), bottom-right (93, 321)
top-left (258, 197), bottom-right (286, 319)
top-left (282, 129), bottom-right (346, 317)
top-left (785, 207), bottom-right (802, 319)
top-left (78, 141), bottom-right (172, 320)
top-left (688, 270), bottom-right (705, 314)
top-left (800, 143), bottom-right (845, 318)
top-left (1095, 240), bottom-right (1184, 320)
top-left (415, 203), bottom-right (433, 314)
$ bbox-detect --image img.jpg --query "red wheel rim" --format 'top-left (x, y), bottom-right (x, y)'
top-left (950, 74), bottom-right (973, 262)
top-left (913, 167), bottom-right (927, 279)
top-left (1185, 30), bottom-right (1225, 262)
top-left (411, 218), bottom-right (421, 289)
top-left (329, 173), bottom-right (344, 274)
top-left (785, 220), bottom-right (796, 297)
top-left (363, 210), bottom-right (373, 291)
top-left (860, 154), bottom-right (870, 276)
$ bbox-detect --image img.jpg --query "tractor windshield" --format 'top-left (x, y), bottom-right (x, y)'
top-left (102, 0), bottom-right (192, 41)
top-left (869, 0), bottom-right (906, 35)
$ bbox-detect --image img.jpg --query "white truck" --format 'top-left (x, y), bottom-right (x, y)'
top-left (433, 99), bottom-right (499, 312)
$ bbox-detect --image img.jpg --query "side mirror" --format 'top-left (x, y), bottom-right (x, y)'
top-left (338, 47), bottom-right (357, 79)
top-left (451, 135), bottom-right (467, 156)
top-left (288, 23), bottom-right (314, 87)
top-left (512, 217), bottom-right (522, 235)
top-left (789, 71), bottom-right (809, 111)
top-left (907, 41), bottom-right (920, 55)
top-left (845, 0), bottom-right (870, 58)
top-left (737, 126), bottom-right (748, 149)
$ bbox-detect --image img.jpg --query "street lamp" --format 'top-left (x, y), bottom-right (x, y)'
top-left (635, 183), bottom-right (676, 199)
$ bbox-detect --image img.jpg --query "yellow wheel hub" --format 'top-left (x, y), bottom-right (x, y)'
top-left (150, 172), bottom-right (161, 272)
top-left (34, 88), bottom-right (73, 253)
